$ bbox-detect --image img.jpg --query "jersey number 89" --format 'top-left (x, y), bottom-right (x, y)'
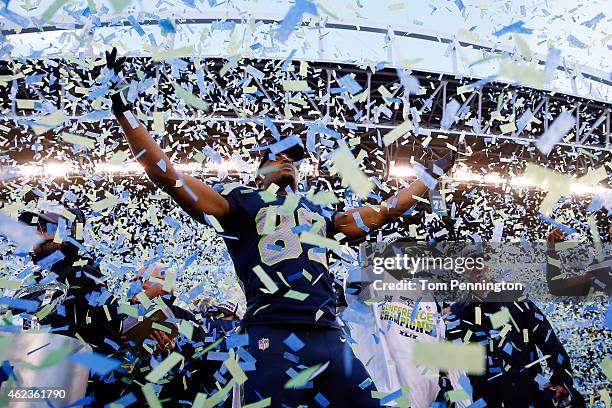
top-left (255, 207), bottom-right (328, 267)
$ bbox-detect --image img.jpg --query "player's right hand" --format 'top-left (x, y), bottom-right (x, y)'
top-left (547, 228), bottom-right (565, 243)
top-left (103, 47), bottom-right (132, 115)
top-left (105, 47), bottom-right (126, 77)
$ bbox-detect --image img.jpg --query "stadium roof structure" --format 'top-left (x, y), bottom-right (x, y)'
top-left (0, 1), bottom-right (610, 185)
top-left (1, 1), bottom-right (611, 99)
top-left (1, 56), bottom-right (610, 177)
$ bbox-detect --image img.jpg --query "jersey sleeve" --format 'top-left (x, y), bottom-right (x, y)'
top-left (218, 186), bottom-right (247, 236)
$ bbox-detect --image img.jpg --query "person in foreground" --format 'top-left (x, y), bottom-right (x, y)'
top-left (445, 253), bottom-right (586, 407)
top-left (17, 207), bottom-right (122, 355)
top-left (103, 47), bottom-right (455, 406)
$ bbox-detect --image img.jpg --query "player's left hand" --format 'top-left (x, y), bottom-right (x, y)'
top-left (547, 228), bottom-right (566, 243)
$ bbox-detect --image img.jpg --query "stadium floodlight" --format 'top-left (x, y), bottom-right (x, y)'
top-left (390, 162), bottom-right (607, 196)
top-left (389, 162), bottom-right (416, 178)
top-left (96, 162), bottom-right (144, 174)
top-left (14, 164), bottom-right (44, 178)
top-left (45, 162), bottom-right (75, 177)
top-left (5, 159), bottom-right (257, 178)
top-left (3, 160), bottom-right (607, 197)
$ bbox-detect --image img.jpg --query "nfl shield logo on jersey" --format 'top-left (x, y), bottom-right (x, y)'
top-left (258, 338), bottom-right (270, 350)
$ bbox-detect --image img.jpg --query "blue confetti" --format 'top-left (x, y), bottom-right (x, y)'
top-left (25, 74), bottom-right (44, 84)
top-left (202, 145), bottom-right (222, 164)
top-left (225, 334), bottom-right (249, 349)
top-left (207, 351), bottom-right (229, 361)
top-left (502, 342), bottom-right (513, 355)
top-left (412, 162), bottom-right (437, 189)
top-left (267, 135), bottom-right (303, 156)
top-left (1, 361), bottom-right (15, 381)
top-left (127, 15), bottom-right (145, 36)
top-left (48, 325), bottom-right (70, 333)
top-left (263, 117), bottom-right (282, 141)
top-left (337, 74), bottom-right (363, 95)
top-left (159, 19), bottom-right (176, 34)
top-left (156, 159), bottom-right (167, 172)
top-left (36, 249), bottom-right (65, 270)
top-left (493, 21), bottom-right (533, 37)
top-left (211, 20), bottom-right (236, 32)
top-left (604, 300), bottom-right (612, 330)
top-left (307, 124), bottom-right (341, 140)
top-left (537, 214), bottom-right (576, 235)
top-left (358, 378), bottom-right (372, 389)
top-left (458, 373), bottom-right (473, 398)
top-left (283, 333), bottom-right (305, 352)
top-left (82, 109), bottom-right (110, 122)
top-left (89, 84), bottom-right (110, 100)
top-left (314, 392), bottom-right (330, 407)
top-left (0, 6), bottom-right (29, 27)
top-left (351, 211), bottom-right (370, 233)
top-left (380, 388), bottom-right (403, 405)
top-left (287, 271), bottom-right (303, 282)
top-left (567, 34), bottom-right (587, 49)
top-left (104, 338), bottom-right (120, 351)
top-left (245, 65), bottom-right (265, 80)
top-left (275, 0), bottom-right (318, 43)
top-left (582, 12), bottom-right (605, 29)
top-left (283, 351), bottom-right (299, 363)
top-left (468, 399), bottom-right (487, 408)
top-left (586, 196), bottom-right (603, 213)
top-left (534, 373), bottom-right (549, 390)
top-left (69, 352), bottom-right (121, 376)
top-left (281, 49), bottom-right (297, 72)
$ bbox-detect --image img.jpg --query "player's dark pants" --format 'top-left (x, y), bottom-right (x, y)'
top-left (243, 325), bottom-right (379, 407)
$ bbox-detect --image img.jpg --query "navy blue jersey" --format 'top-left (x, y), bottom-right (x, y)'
top-left (219, 186), bottom-right (339, 328)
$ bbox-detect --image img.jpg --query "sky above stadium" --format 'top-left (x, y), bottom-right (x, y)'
top-left (1, 0), bottom-right (610, 94)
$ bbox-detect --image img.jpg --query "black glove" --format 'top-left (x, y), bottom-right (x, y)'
top-left (104, 47), bottom-right (131, 116)
top-left (425, 150), bottom-right (456, 179)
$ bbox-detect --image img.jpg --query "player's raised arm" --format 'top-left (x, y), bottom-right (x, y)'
top-left (105, 48), bottom-right (229, 221)
top-left (334, 152), bottom-right (455, 241)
